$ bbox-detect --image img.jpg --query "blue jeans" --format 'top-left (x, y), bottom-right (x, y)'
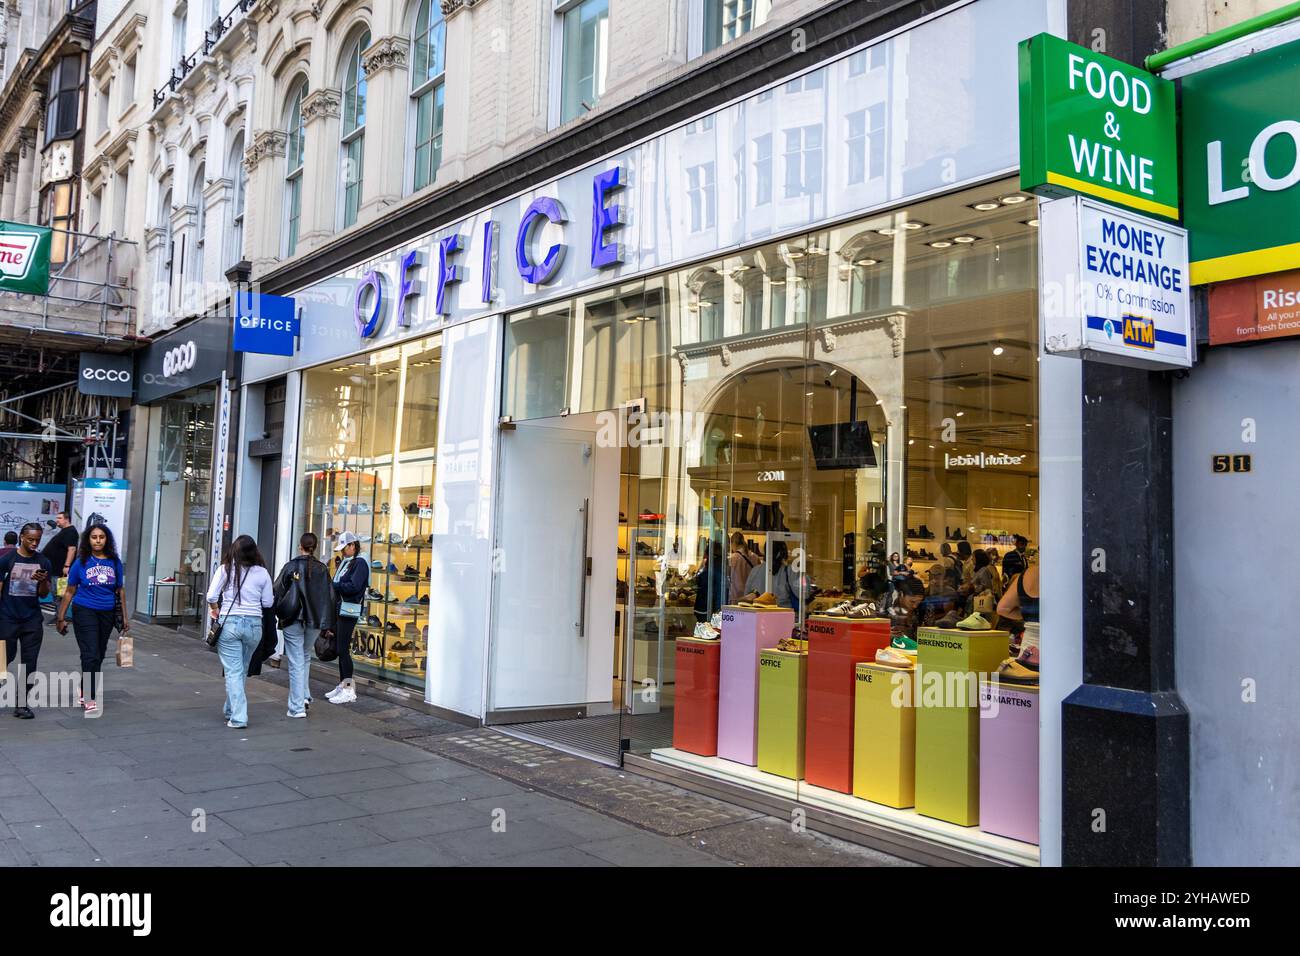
top-left (282, 621), bottom-right (318, 715)
top-left (217, 615), bottom-right (261, 726)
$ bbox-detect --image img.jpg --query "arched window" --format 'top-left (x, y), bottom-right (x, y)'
top-left (340, 30), bottom-right (370, 228)
top-left (284, 81), bottom-right (306, 256)
top-left (228, 130), bottom-right (246, 267)
top-left (410, 0), bottom-right (446, 191)
top-left (190, 159), bottom-right (206, 291)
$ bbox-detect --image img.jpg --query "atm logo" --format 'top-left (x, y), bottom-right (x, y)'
top-left (1122, 314), bottom-right (1156, 349)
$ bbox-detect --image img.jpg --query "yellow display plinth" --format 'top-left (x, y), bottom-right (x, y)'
top-left (914, 627), bottom-right (1011, 826)
top-left (757, 649), bottom-right (806, 780)
top-left (852, 663), bottom-right (916, 809)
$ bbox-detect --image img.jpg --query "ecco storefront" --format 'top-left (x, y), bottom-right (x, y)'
top-left (241, 0), bottom-right (1063, 865)
top-left (128, 315), bottom-right (236, 630)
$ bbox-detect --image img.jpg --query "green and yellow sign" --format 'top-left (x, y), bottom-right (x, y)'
top-left (1182, 38), bottom-right (1300, 285)
top-left (0, 220), bottom-right (52, 295)
top-left (1019, 33), bottom-right (1179, 220)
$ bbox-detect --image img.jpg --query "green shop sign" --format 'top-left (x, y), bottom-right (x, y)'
top-left (1019, 33), bottom-right (1179, 220)
top-left (0, 220), bottom-right (52, 295)
top-left (1182, 38), bottom-right (1300, 285)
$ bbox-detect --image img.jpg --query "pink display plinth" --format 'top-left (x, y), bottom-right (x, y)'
top-left (979, 680), bottom-right (1040, 845)
top-left (717, 606), bottom-right (795, 765)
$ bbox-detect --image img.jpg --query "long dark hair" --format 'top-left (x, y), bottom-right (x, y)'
top-left (78, 523), bottom-right (119, 564)
top-left (222, 534), bottom-right (266, 597)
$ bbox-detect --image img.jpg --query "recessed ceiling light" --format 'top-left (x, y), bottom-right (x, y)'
top-left (928, 240), bottom-right (952, 249)
top-left (732, 263), bottom-right (752, 272)
top-left (952, 235), bottom-right (978, 243)
top-left (901, 220), bottom-right (926, 230)
top-left (806, 245), bottom-right (827, 256)
top-left (1025, 422), bottom-right (1033, 427)
top-left (734, 433), bottom-right (744, 438)
top-left (908, 439), bottom-right (914, 445)
top-left (971, 201), bottom-right (1001, 211)
top-left (854, 257), bottom-right (879, 267)
top-left (992, 346), bottom-right (1005, 356)
top-left (1023, 218), bottom-right (1039, 228)
top-left (770, 278), bottom-right (786, 285)
top-left (805, 391), bottom-right (815, 396)
top-left (877, 228), bottom-right (897, 237)
top-left (999, 194), bottom-right (1028, 205)
top-left (956, 411), bottom-right (965, 417)
top-left (929, 444), bottom-right (935, 449)
top-left (899, 404), bottom-right (907, 409)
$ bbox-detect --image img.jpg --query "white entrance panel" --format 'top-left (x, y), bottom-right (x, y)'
top-left (1173, 340), bottom-right (1300, 865)
top-left (490, 423), bottom-right (599, 711)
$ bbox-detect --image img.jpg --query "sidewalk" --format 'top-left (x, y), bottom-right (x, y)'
top-left (0, 620), bottom-right (912, 867)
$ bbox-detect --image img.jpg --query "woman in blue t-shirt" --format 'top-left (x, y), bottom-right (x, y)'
top-left (55, 524), bottom-right (130, 715)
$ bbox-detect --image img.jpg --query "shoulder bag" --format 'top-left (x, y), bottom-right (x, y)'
top-left (274, 560), bottom-right (306, 628)
top-left (207, 590), bottom-right (230, 651)
top-left (336, 558), bottom-right (363, 618)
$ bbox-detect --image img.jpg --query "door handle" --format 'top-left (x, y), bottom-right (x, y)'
top-left (575, 498), bottom-right (589, 636)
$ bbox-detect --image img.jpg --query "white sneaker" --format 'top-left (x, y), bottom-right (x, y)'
top-left (287, 710), bottom-right (307, 719)
top-left (324, 684), bottom-right (344, 701)
top-left (329, 687), bottom-right (357, 704)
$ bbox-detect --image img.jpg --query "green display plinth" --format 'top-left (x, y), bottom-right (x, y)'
top-left (757, 649), bottom-right (806, 780)
top-left (913, 627), bottom-right (1011, 826)
top-left (853, 663), bottom-right (917, 809)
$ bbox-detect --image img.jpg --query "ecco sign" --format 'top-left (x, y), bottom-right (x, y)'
top-left (77, 352), bottom-right (133, 398)
top-left (1182, 37), bottom-right (1300, 284)
top-left (1019, 34), bottom-right (1178, 219)
top-left (162, 342), bottom-right (197, 378)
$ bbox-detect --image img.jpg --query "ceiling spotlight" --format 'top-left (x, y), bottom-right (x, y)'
top-left (805, 391), bottom-right (815, 397)
top-left (1023, 218), bottom-right (1039, 228)
top-left (732, 264), bottom-right (753, 272)
top-left (992, 346), bottom-right (1005, 356)
top-left (734, 433), bottom-right (744, 438)
top-left (928, 240), bottom-right (952, 249)
top-left (952, 235), bottom-right (977, 244)
top-left (908, 439), bottom-right (914, 445)
top-left (806, 245), bottom-right (827, 256)
top-left (999, 194), bottom-right (1028, 205)
top-left (956, 411), bottom-right (965, 417)
top-left (901, 220), bottom-right (926, 230)
top-left (877, 228), bottom-right (897, 237)
top-left (854, 257), bottom-right (879, 267)
top-left (971, 201), bottom-right (1001, 211)
top-left (769, 277), bottom-right (786, 285)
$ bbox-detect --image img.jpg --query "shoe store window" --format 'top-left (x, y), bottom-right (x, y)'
top-left (135, 386), bottom-right (217, 628)
top-left (293, 335), bottom-right (441, 689)
top-left (496, 180), bottom-right (1041, 862)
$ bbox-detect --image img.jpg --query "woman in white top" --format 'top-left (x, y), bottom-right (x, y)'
top-left (206, 534), bottom-right (274, 728)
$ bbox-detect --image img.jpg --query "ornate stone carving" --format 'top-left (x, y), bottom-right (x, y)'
top-left (301, 88), bottom-right (341, 124)
top-left (817, 327), bottom-right (836, 353)
top-left (720, 344), bottom-right (733, 367)
top-left (18, 128), bottom-right (35, 158)
top-left (362, 36), bottom-right (409, 76)
top-left (886, 313), bottom-right (905, 357)
top-left (675, 351), bottom-right (690, 375)
top-left (442, 0), bottom-right (486, 15)
top-left (244, 129), bottom-right (287, 172)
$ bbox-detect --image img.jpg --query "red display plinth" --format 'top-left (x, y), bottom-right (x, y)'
top-left (672, 637), bottom-right (721, 756)
top-left (804, 616), bottom-right (891, 793)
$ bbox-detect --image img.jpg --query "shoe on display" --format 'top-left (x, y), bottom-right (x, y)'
top-left (693, 622), bottom-right (719, 640)
top-left (418, 594), bottom-right (429, 605)
top-left (935, 610), bottom-right (961, 629)
top-left (875, 647), bottom-right (914, 668)
top-left (366, 588), bottom-right (384, 601)
top-left (370, 560), bottom-right (384, 570)
top-left (357, 503), bottom-right (371, 514)
top-left (825, 600), bottom-right (855, 616)
top-left (388, 533), bottom-right (403, 544)
top-left (956, 612), bottom-right (992, 630)
top-left (997, 658), bottom-right (1039, 685)
top-left (752, 592), bottom-right (778, 608)
top-left (366, 614), bottom-right (381, 627)
top-left (385, 622), bottom-right (401, 634)
top-left (404, 594), bottom-right (422, 605)
top-left (890, 634), bottom-right (918, 654)
top-left (387, 562), bottom-right (399, 574)
top-left (845, 602), bottom-right (878, 619)
top-left (159, 575), bottom-right (177, 583)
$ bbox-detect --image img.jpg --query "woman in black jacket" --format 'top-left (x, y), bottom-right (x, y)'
top-left (273, 532), bottom-right (336, 718)
top-left (325, 531), bottom-right (369, 704)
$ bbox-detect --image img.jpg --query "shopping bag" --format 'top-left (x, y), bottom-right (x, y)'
top-left (974, 591), bottom-right (995, 615)
top-left (115, 635), bottom-right (135, 668)
top-left (0, 638), bottom-right (7, 680)
top-left (54, 577), bottom-right (67, 598)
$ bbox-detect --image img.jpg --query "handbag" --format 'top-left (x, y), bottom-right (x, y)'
top-left (207, 590), bottom-right (230, 651)
top-left (338, 600), bottom-right (363, 619)
top-left (314, 631), bottom-right (338, 663)
top-left (274, 562), bottom-right (306, 628)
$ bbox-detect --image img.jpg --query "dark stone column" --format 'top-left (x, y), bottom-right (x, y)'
top-left (1063, 363), bottom-right (1189, 866)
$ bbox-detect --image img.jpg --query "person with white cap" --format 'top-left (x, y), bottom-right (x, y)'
top-left (324, 530), bottom-right (369, 703)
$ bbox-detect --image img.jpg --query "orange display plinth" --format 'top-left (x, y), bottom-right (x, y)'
top-left (804, 616), bottom-right (891, 793)
top-left (672, 637), bottom-right (721, 756)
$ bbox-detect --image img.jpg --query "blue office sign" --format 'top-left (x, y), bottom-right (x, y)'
top-left (233, 292), bottom-right (298, 356)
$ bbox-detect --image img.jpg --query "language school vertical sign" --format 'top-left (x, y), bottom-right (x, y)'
top-left (0, 220), bottom-right (52, 294)
top-left (1019, 33), bottom-right (1179, 220)
top-left (1040, 195), bottom-right (1193, 369)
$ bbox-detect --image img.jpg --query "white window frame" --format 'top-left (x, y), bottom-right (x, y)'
top-left (687, 162), bottom-right (716, 233)
top-left (783, 123), bottom-right (823, 199)
top-left (119, 54), bottom-right (137, 118)
top-left (693, 0), bottom-right (773, 58)
top-left (550, 0), bottom-right (610, 129)
top-left (753, 132), bottom-right (772, 206)
top-left (227, 130), bottom-right (246, 267)
top-left (407, 0), bottom-right (447, 194)
top-left (338, 29), bottom-right (370, 230)
top-left (283, 82), bottom-right (306, 257)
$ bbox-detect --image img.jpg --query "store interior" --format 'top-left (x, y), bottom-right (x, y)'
top-left (496, 179), bottom-right (1041, 860)
top-left (294, 335), bottom-right (442, 690)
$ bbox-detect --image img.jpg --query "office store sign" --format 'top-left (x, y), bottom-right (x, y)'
top-left (1040, 195), bottom-right (1192, 369)
top-left (1182, 38), bottom-right (1300, 284)
top-left (1018, 33), bottom-right (1178, 220)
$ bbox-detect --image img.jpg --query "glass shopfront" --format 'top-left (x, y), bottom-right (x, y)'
top-left (495, 179), bottom-right (1040, 861)
top-left (293, 335), bottom-right (442, 690)
top-left (135, 385), bottom-right (218, 626)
